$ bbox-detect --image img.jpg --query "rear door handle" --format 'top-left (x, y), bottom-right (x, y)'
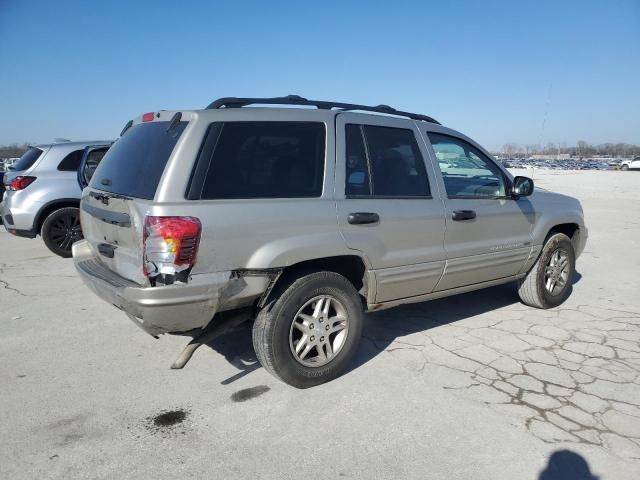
top-left (452, 210), bottom-right (476, 221)
top-left (348, 212), bottom-right (380, 225)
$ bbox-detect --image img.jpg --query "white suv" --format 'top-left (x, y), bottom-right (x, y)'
top-left (621, 157), bottom-right (640, 170)
top-left (2, 141), bottom-right (111, 256)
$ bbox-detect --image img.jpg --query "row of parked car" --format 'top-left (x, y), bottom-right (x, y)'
top-left (500, 157), bottom-right (640, 171)
top-left (1, 96), bottom-right (588, 387)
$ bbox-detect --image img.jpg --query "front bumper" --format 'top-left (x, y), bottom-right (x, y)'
top-left (72, 240), bottom-right (269, 336)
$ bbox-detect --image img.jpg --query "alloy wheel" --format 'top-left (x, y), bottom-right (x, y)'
top-left (544, 248), bottom-right (570, 295)
top-left (49, 212), bottom-right (82, 252)
top-left (289, 295), bottom-right (349, 367)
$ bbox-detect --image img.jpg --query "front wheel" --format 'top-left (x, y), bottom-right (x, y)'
top-left (252, 271), bottom-right (364, 388)
top-left (621, 164), bottom-right (629, 171)
top-left (41, 207), bottom-right (83, 258)
top-left (517, 233), bottom-right (575, 309)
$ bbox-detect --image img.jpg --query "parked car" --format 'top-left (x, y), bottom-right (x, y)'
top-left (621, 157), bottom-right (640, 170)
top-left (73, 96), bottom-right (587, 388)
top-left (1, 140), bottom-right (111, 257)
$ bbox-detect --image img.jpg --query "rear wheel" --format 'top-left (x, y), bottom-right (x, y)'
top-left (517, 233), bottom-right (575, 309)
top-left (41, 207), bottom-right (83, 258)
top-left (252, 271), bottom-right (364, 388)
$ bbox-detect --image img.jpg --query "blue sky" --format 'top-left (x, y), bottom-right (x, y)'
top-left (1, 0), bottom-right (638, 150)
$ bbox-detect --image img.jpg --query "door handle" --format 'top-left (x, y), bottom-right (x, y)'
top-left (348, 212), bottom-right (380, 225)
top-left (452, 210), bottom-right (476, 221)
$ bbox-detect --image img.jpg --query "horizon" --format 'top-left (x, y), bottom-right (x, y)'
top-left (2, 138), bottom-right (639, 157)
top-left (0, 0), bottom-right (639, 150)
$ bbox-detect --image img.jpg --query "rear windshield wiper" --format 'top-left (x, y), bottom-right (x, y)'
top-left (89, 190), bottom-right (132, 204)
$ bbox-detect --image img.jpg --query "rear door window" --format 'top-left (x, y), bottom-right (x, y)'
top-left (90, 121), bottom-right (187, 199)
top-left (345, 125), bottom-right (371, 196)
top-left (57, 149), bottom-right (83, 171)
top-left (12, 147), bottom-right (43, 171)
top-left (199, 122), bottom-right (325, 199)
top-left (346, 124), bottom-right (430, 197)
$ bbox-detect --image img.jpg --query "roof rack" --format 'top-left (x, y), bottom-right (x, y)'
top-left (205, 95), bottom-right (440, 124)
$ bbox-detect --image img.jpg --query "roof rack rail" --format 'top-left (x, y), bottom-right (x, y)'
top-left (205, 95), bottom-right (440, 124)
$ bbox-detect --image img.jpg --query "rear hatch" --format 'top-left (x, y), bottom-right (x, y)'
top-left (79, 116), bottom-right (188, 285)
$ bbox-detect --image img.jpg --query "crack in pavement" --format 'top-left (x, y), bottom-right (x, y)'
top-left (0, 263), bottom-right (28, 296)
top-left (364, 299), bottom-right (640, 461)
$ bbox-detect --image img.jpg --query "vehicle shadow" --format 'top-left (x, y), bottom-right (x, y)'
top-left (203, 271), bottom-right (582, 384)
top-left (573, 271), bottom-right (583, 284)
top-left (349, 283), bottom-right (520, 371)
top-left (201, 323), bottom-right (260, 385)
top-left (350, 270), bottom-right (582, 371)
top-left (538, 449), bottom-right (599, 480)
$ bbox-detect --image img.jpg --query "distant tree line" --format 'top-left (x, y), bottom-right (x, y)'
top-left (498, 141), bottom-right (640, 158)
top-left (0, 143), bottom-right (30, 158)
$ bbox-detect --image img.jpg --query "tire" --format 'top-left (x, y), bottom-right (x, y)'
top-left (41, 207), bottom-right (83, 258)
top-left (621, 164), bottom-right (629, 171)
top-left (252, 271), bottom-right (364, 388)
top-left (517, 233), bottom-right (575, 309)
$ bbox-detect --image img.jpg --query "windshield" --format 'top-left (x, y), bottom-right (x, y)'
top-left (12, 147), bottom-right (43, 171)
top-left (89, 121), bottom-right (187, 200)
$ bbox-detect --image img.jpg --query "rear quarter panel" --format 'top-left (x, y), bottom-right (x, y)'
top-left (151, 108), bottom-right (355, 273)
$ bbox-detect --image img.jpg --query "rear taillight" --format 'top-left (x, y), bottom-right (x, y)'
top-left (5, 176), bottom-right (36, 191)
top-left (143, 216), bottom-right (201, 278)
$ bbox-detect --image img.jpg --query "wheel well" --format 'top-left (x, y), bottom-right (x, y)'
top-left (36, 201), bottom-right (80, 234)
top-left (276, 255), bottom-right (368, 298)
top-left (546, 223), bottom-right (580, 250)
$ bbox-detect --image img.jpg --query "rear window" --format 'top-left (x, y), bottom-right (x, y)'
top-left (90, 121), bottom-right (187, 199)
top-left (12, 147), bottom-right (43, 171)
top-left (199, 122), bottom-right (325, 199)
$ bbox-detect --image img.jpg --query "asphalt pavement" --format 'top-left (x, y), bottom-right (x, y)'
top-left (1, 170), bottom-right (639, 479)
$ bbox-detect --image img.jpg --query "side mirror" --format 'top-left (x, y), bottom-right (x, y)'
top-left (511, 176), bottom-right (534, 198)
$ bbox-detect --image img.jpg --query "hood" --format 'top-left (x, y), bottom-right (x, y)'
top-left (530, 189), bottom-right (584, 217)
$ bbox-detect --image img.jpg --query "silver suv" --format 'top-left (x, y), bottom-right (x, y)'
top-left (73, 96), bottom-right (587, 388)
top-left (1, 140), bottom-right (111, 257)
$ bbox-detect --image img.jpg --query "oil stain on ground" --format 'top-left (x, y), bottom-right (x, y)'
top-left (230, 385), bottom-right (270, 402)
top-left (153, 410), bottom-right (187, 427)
top-left (143, 408), bottom-right (191, 437)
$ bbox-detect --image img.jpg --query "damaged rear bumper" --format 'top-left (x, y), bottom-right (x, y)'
top-left (72, 240), bottom-right (270, 336)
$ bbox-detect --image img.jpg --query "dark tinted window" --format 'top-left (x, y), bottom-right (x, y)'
top-left (428, 133), bottom-right (506, 198)
top-left (200, 122), bottom-right (325, 199)
top-left (346, 125), bottom-right (430, 197)
top-left (57, 149), bottom-right (83, 171)
top-left (90, 121), bottom-right (187, 199)
top-left (12, 147), bottom-right (43, 171)
top-left (345, 125), bottom-right (371, 196)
